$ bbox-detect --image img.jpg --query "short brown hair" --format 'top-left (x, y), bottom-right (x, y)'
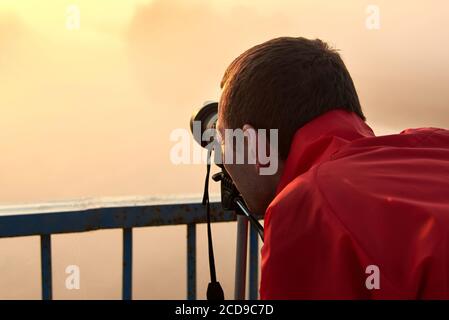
top-left (220, 37), bottom-right (365, 160)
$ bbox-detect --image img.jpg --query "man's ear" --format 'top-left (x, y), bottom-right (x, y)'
top-left (243, 124), bottom-right (280, 176)
top-left (242, 124), bottom-right (259, 171)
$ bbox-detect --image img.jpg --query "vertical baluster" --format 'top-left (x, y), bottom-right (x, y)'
top-left (249, 224), bottom-right (259, 300)
top-left (122, 228), bottom-right (133, 300)
top-left (40, 234), bottom-right (53, 300)
top-left (235, 215), bottom-right (248, 300)
top-left (187, 223), bottom-right (196, 300)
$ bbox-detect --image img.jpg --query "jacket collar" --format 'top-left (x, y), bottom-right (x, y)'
top-left (275, 109), bottom-right (375, 195)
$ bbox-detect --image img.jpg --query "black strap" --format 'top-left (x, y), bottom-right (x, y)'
top-left (202, 150), bottom-right (224, 300)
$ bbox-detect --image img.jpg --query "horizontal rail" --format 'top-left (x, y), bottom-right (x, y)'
top-left (0, 197), bottom-right (260, 238)
top-left (0, 196), bottom-right (263, 300)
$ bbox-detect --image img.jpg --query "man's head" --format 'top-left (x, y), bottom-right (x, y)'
top-left (216, 36), bottom-right (365, 214)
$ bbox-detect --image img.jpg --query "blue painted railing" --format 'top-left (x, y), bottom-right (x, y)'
top-left (0, 196), bottom-right (261, 300)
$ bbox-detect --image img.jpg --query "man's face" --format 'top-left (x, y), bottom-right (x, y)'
top-left (216, 101), bottom-right (282, 214)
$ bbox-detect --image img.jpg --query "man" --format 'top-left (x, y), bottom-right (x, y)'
top-left (216, 37), bottom-right (449, 299)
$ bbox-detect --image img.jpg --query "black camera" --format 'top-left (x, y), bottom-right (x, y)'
top-left (189, 101), bottom-right (264, 301)
top-left (190, 101), bottom-right (264, 235)
top-left (190, 101), bottom-right (241, 211)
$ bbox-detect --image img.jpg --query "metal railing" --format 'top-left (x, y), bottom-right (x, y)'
top-left (0, 196), bottom-right (262, 300)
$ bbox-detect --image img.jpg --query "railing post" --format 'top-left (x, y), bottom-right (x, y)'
top-left (187, 223), bottom-right (196, 300)
top-left (40, 234), bottom-right (52, 300)
top-left (234, 215), bottom-right (248, 300)
top-left (122, 228), bottom-right (133, 300)
top-left (249, 223), bottom-right (259, 300)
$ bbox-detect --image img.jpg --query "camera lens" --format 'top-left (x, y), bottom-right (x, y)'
top-left (190, 101), bottom-right (218, 148)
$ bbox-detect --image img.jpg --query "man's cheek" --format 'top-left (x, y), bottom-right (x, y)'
top-left (224, 143), bottom-right (235, 165)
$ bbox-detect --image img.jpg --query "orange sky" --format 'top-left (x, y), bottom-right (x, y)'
top-left (1, 0), bottom-right (449, 204)
top-left (0, 0), bottom-right (448, 299)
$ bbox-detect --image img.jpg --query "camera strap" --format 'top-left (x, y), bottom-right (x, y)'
top-left (202, 150), bottom-right (225, 300)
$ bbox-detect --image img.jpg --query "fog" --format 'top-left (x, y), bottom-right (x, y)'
top-left (0, 0), bottom-right (448, 299)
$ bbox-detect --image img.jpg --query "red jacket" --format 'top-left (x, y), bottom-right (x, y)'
top-left (260, 110), bottom-right (449, 299)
